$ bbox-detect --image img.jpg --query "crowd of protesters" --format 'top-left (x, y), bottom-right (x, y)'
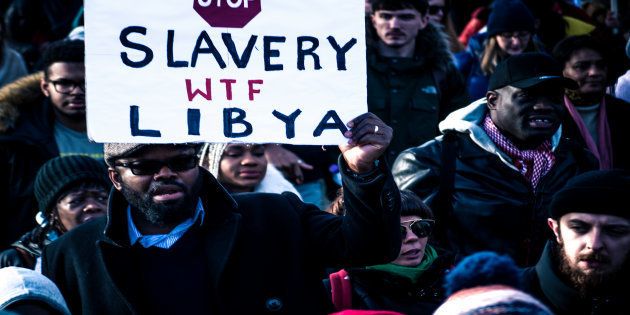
top-left (0, 0), bottom-right (629, 314)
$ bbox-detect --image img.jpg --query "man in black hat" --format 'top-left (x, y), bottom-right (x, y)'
top-left (521, 170), bottom-right (630, 314)
top-left (393, 52), bottom-right (597, 265)
top-left (41, 113), bottom-right (402, 315)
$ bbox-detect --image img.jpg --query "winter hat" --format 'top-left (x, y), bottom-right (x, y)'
top-left (486, 0), bottom-right (535, 37)
top-left (435, 251), bottom-right (552, 315)
top-left (550, 170), bottom-right (630, 220)
top-left (488, 52), bottom-right (577, 91)
top-left (104, 143), bottom-right (200, 166)
top-left (0, 267), bottom-right (71, 315)
top-left (434, 284), bottom-right (552, 315)
top-left (34, 155), bottom-right (109, 214)
top-left (198, 143), bottom-right (229, 177)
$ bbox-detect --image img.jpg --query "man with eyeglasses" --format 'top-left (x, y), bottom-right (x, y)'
top-left (0, 39), bottom-right (100, 251)
top-left (41, 113), bottom-right (403, 314)
top-left (367, 0), bottom-right (468, 166)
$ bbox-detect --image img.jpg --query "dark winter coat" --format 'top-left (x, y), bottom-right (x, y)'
top-left (0, 72), bottom-right (58, 250)
top-left (368, 23), bottom-right (469, 165)
top-left (342, 250), bottom-right (451, 314)
top-left (392, 100), bottom-right (597, 265)
top-left (562, 95), bottom-right (630, 170)
top-left (521, 241), bottom-right (630, 315)
top-left (42, 164), bottom-right (402, 315)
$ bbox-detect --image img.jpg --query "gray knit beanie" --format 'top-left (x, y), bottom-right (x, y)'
top-left (34, 155), bottom-right (109, 214)
top-left (198, 143), bottom-right (228, 177)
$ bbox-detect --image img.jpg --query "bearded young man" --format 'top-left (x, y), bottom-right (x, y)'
top-left (521, 170), bottom-right (630, 315)
top-left (41, 113), bottom-right (402, 315)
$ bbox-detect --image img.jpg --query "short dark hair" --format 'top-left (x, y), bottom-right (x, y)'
top-left (552, 35), bottom-right (607, 66)
top-left (40, 39), bottom-right (85, 79)
top-left (400, 190), bottom-right (433, 219)
top-left (370, 0), bottom-right (428, 15)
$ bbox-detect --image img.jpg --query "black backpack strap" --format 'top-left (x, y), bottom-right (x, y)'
top-left (434, 131), bottom-right (458, 253)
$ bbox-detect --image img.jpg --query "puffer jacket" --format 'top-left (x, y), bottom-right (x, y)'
top-left (0, 72), bottom-right (58, 250)
top-left (392, 100), bottom-right (597, 265)
top-left (368, 23), bottom-right (469, 165)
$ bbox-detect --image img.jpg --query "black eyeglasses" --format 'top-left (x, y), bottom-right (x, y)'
top-left (400, 219), bottom-right (435, 238)
top-left (428, 5), bottom-right (446, 15)
top-left (498, 31), bottom-right (531, 40)
top-left (115, 155), bottom-right (199, 176)
top-left (49, 79), bottom-right (85, 94)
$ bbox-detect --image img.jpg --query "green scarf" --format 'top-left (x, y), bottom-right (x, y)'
top-left (366, 245), bottom-right (438, 285)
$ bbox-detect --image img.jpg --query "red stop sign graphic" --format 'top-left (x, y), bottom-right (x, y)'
top-left (194, 0), bottom-right (262, 28)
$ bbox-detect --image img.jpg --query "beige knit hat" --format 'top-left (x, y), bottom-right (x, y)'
top-left (198, 143), bottom-right (229, 177)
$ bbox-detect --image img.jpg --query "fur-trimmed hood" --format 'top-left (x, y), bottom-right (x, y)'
top-left (368, 23), bottom-right (455, 73)
top-left (0, 72), bottom-right (45, 133)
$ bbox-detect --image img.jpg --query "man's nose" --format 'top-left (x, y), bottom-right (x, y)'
top-left (586, 229), bottom-right (605, 251)
top-left (389, 17), bottom-right (401, 28)
top-left (533, 96), bottom-right (557, 111)
top-left (154, 165), bottom-right (177, 179)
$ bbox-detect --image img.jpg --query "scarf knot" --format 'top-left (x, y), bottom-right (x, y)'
top-left (483, 115), bottom-right (555, 189)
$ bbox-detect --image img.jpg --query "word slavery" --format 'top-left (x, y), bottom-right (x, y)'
top-left (119, 27), bottom-right (358, 71)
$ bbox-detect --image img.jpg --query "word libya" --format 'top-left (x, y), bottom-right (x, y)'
top-left (130, 106), bottom-right (349, 139)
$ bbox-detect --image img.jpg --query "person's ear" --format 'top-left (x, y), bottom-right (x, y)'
top-left (40, 76), bottom-right (50, 97)
top-left (486, 91), bottom-right (498, 110)
top-left (548, 218), bottom-right (561, 243)
top-left (419, 12), bottom-right (429, 29)
top-left (108, 168), bottom-right (123, 191)
top-left (370, 13), bottom-right (377, 28)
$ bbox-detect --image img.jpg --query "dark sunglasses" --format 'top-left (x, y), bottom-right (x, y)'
top-left (427, 5), bottom-right (447, 15)
top-left (115, 155), bottom-right (198, 176)
top-left (400, 219), bottom-right (435, 238)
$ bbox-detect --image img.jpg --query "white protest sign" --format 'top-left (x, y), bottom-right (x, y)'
top-left (85, 0), bottom-right (367, 144)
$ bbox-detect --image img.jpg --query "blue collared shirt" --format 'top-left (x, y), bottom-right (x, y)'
top-left (127, 199), bottom-right (205, 249)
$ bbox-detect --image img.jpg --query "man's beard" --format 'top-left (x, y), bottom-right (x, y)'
top-left (555, 239), bottom-right (627, 297)
top-left (121, 177), bottom-right (202, 227)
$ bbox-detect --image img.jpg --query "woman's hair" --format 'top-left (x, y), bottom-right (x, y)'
top-left (400, 190), bottom-right (434, 219)
top-left (480, 35), bottom-right (541, 75)
top-left (326, 189), bottom-right (434, 219)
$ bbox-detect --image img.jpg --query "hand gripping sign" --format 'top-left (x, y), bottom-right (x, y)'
top-left (84, 0), bottom-right (366, 145)
top-left (193, 0), bottom-right (261, 28)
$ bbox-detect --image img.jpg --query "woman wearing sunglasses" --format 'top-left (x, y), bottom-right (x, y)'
top-left (455, 0), bottom-right (543, 100)
top-left (327, 190), bottom-right (451, 314)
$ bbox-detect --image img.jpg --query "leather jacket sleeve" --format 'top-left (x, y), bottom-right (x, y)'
top-left (392, 139), bottom-right (443, 208)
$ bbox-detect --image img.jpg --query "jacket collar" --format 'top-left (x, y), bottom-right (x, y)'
top-left (97, 169), bottom-right (241, 311)
top-left (103, 168), bottom-right (239, 247)
top-left (439, 99), bottom-right (563, 168)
